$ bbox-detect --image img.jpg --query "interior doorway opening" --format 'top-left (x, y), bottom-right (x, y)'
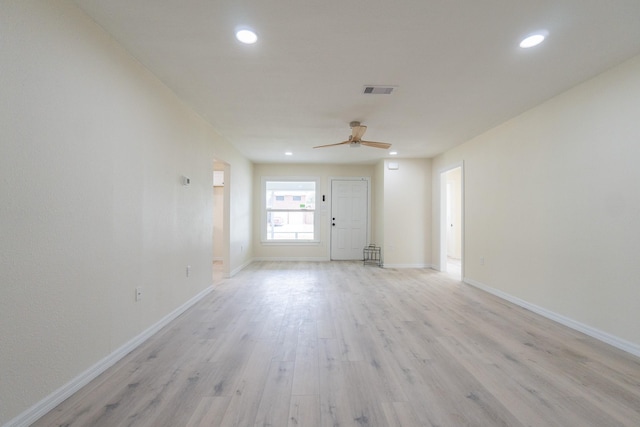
top-left (440, 165), bottom-right (463, 279)
top-left (213, 160), bottom-right (230, 282)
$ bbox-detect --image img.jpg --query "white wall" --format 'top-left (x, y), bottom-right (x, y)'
top-left (225, 162), bottom-right (254, 275)
top-left (432, 54), bottom-right (640, 352)
top-left (382, 159), bottom-right (432, 268)
top-left (252, 163), bottom-right (374, 260)
top-left (0, 1), bottom-right (252, 424)
top-left (373, 161), bottom-right (386, 249)
top-left (212, 186), bottom-right (225, 260)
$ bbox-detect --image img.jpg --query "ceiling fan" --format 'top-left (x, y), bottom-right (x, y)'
top-left (314, 121), bottom-right (391, 150)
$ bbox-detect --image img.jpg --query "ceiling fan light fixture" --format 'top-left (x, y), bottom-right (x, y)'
top-left (313, 122), bottom-right (390, 150)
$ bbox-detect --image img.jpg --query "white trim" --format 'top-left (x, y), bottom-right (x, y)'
top-left (260, 241), bottom-right (321, 246)
top-left (228, 258), bottom-right (254, 277)
top-left (253, 257), bottom-right (330, 262)
top-left (464, 277), bottom-right (640, 358)
top-left (261, 176), bottom-right (321, 243)
top-left (438, 162), bottom-right (464, 277)
top-left (383, 263), bottom-right (435, 269)
top-left (4, 285), bottom-right (215, 427)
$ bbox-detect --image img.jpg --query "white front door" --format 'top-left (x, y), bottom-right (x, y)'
top-left (331, 179), bottom-right (368, 260)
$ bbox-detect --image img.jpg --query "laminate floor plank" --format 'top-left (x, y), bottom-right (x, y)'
top-left (253, 360), bottom-right (295, 427)
top-left (291, 319), bottom-right (319, 396)
top-left (33, 261), bottom-right (640, 427)
top-left (317, 338), bottom-right (354, 427)
top-left (288, 394), bottom-right (320, 427)
top-left (185, 396), bottom-right (231, 427)
top-left (217, 339), bottom-right (277, 427)
top-left (380, 401), bottom-right (422, 427)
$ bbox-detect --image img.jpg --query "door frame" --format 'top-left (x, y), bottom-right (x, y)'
top-left (329, 176), bottom-right (371, 260)
top-left (212, 160), bottom-right (231, 278)
top-left (439, 162), bottom-right (464, 278)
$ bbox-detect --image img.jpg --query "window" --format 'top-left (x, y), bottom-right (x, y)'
top-left (264, 179), bottom-right (318, 242)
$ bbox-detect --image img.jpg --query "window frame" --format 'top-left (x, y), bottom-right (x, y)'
top-left (261, 176), bottom-right (320, 244)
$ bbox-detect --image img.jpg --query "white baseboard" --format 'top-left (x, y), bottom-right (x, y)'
top-left (5, 285), bottom-right (215, 427)
top-left (228, 258), bottom-right (254, 277)
top-left (252, 257), bottom-right (331, 262)
top-left (464, 277), bottom-right (640, 358)
top-left (249, 260), bottom-right (433, 269)
top-left (383, 263), bottom-right (434, 269)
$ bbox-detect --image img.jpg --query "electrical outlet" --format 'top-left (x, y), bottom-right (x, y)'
top-left (480, 257), bottom-right (485, 266)
top-left (186, 265), bottom-right (191, 277)
top-left (135, 287), bottom-right (142, 302)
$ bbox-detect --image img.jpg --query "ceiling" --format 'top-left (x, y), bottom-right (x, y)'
top-left (73, 0), bottom-right (640, 164)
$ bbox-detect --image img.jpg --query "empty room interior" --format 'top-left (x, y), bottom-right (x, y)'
top-left (2, 1), bottom-right (640, 426)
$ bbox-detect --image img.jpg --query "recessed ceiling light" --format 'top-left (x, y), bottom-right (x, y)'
top-left (285, 151), bottom-right (293, 156)
top-left (236, 29), bottom-right (258, 44)
top-left (520, 32), bottom-right (547, 48)
top-left (389, 151), bottom-right (398, 156)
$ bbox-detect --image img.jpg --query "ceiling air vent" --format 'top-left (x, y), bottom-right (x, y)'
top-left (362, 85), bottom-right (396, 95)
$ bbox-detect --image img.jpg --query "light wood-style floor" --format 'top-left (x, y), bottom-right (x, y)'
top-left (35, 261), bottom-right (640, 426)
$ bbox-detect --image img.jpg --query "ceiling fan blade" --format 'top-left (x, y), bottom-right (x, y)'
top-left (351, 125), bottom-right (367, 141)
top-left (361, 140), bottom-right (392, 149)
top-left (313, 140), bottom-right (350, 149)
